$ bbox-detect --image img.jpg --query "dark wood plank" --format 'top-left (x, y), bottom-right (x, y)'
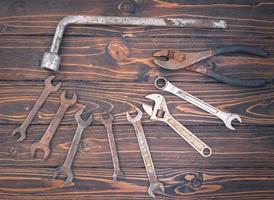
top-left (0, 36), bottom-right (273, 82)
top-left (0, 0), bottom-right (273, 38)
top-left (0, 81), bottom-right (273, 126)
top-left (1, 125), bottom-right (274, 168)
top-left (1, 167), bottom-right (274, 199)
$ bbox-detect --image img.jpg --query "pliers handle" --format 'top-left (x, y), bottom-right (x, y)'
top-left (153, 45), bottom-right (271, 88)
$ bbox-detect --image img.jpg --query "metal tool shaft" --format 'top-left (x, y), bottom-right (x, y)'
top-left (41, 15), bottom-right (227, 72)
top-left (155, 77), bottom-right (241, 130)
top-left (63, 124), bottom-right (84, 168)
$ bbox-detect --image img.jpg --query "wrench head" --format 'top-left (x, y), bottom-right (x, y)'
top-left (99, 112), bottom-right (113, 125)
top-left (143, 94), bottom-right (169, 121)
top-left (30, 141), bottom-right (50, 160)
top-left (75, 109), bottom-right (92, 128)
top-left (12, 126), bottom-right (26, 142)
top-left (113, 169), bottom-right (125, 181)
top-left (224, 113), bottom-right (242, 131)
top-left (148, 181), bottom-right (165, 198)
top-left (44, 75), bottom-right (62, 92)
top-left (53, 165), bottom-right (74, 184)
top-left (60, 90), bottom-right (77, 106)
top-left (126, 106), bottom-right (142, 123)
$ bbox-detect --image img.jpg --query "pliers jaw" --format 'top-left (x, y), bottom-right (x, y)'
top-left (153, 50), bottom-right (188, 70)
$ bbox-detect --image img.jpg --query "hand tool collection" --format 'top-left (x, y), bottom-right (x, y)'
top-left (11, 15), bottom-right (271, 197)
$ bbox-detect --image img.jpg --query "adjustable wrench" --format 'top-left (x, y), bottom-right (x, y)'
top-left (30, 90), bottom-right (77, 160)
top-left (126, 106), bottom-right (165, 198)
top-left (12, 76), bottom-right (61, 142)
top-left (99, 113), bottom-right (124, 181)
top-left (53, 109), bottom-right (92, 184)
top-left (142, 94), bottom-right (212, 157)
top-left (154, 77), bottom-right (241, 130)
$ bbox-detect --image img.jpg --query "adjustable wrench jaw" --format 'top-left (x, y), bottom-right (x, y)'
top-left (75, 109), bottom-right (92, 128)
top-left (53, 165), bottom-right (73, 184)
top-left (30, 141), bottom-right (50, 160)
top-left (148, 181), bottom-right (165, 198)
top-left (142, 94), bottom-right (170, 122)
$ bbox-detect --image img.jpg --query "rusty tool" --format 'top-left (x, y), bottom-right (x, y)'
top-left (53, 109), bottom-right (92, 184)
top-left (40, 15), bottom-right (227, 72)
top-left (30, 90), bottom-right (77, 160)
top-left (12, 76), bottom-right (61, 142)
top-left (126, 106), bottom-right (165, 198)
top-left (154, 45), bottom-right (271, 87)
top-left (99, 113), bottom-right (124, 181)
top-left (155, 77), bottom-right (241, 130)
top-left (143, 94), bottom-right (212, 157)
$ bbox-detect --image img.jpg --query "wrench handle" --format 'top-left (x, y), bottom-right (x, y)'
top-left (132, 121), bottom-right (158, 184)
top-left (40, 103), bottom-right (69, 145)
top-left (63, 125), bottom-right (84, 168)
top-left (165, 115), bottom-right (212, 157)
top-left (21, 88), bottom-right (51, 130)
top-left (104, 123), bottom-right (121, 172)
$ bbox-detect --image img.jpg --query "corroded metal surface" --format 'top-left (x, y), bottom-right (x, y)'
top-left (41, 15), bottom-right (227, 72)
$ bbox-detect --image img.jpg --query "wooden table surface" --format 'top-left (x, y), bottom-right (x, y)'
top-left (0, 0), bottom-right (274, 199)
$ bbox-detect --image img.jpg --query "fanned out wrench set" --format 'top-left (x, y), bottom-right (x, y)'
top-left (11, 16), bottom-right (272, 198)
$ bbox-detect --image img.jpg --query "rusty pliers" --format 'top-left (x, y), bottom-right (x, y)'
top-left (153, 45), bottom-right (271, 88)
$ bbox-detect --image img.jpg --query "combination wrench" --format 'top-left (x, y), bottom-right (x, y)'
top-left (155, 77), bottom-right (242, 130)
top-left (143, 94), bottom-right (212, 157)
top-left (30, 90), bottom-right (77, 160)
top-left (12, 76), bottom-right (61, 142)
top-left (126, 106), bottom-right (165, 198)
top-left (99, 113), bottom-right (124, 181)
top-left (53, 109), bottom-right (92, 184)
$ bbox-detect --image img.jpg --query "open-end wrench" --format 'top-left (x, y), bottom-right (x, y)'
top-left (99, 113), bottom-right (124, 181)
top-left (53, 109), bottom-right (92, 184)
top-left (143, 94), bottom-right (212, 157)
top-left (12, 76), bottom-right (61, 142)
top-left (126, 106), bottom-right (165, 198)
top-left (155, 77), bottom-right (242, 130)
top-left (30, 90), bottom-right (77, 160)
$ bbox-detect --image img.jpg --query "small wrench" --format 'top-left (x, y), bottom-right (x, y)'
top-left (30, 90), bottom-right (77, 160)
top-left (126, 106), bottom-right (165, 198)
top-left (12, 76), bottom-right (61, 142)
top-left (142, 94), bottom-right (212, 157)
top-left (99, 113), bottom-right (124, 181)
top-left (155, 77), bottom-right (242, 130)
top-left (53, 109), bottom-right (92, 184)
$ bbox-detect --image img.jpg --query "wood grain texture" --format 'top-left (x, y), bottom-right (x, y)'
top-left (1, 125), bottom-right (274, 168)
top-left (0, 0), bottom-right (274, 38)
top-left (0, 167), bottom-right (274, 199)
top-left (0, 0), bottom-right (274, 199)
top-left (0, 36), bottom-right (273, 82)
top-left (0, 81), bottom-right (273, 126)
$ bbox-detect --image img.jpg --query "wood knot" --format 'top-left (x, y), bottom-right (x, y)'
top-left (118, 0), bottom-right (137, 15)
top-left (107, 41), bottom-right (129, 62)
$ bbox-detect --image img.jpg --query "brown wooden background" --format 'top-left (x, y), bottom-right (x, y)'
top-left (0, 0), bottom-right (274, 199)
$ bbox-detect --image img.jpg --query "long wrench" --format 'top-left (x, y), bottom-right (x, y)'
top-left (99, 113), bottom-right (124, 181)
top-left (40, 15), bottom-right (227, 72)
top-left (126, 106), bottom-right (164, 198)
top-left (30, 90), bottom-right (77, 160)
top-left (53, 109), bottom-right (92, 184)
top-left (143, 94), bottom-right (212, 157)
top-left (155, 77), bottom-right (242, 130)
top-left (12, 76), bottom-right (61, 142)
